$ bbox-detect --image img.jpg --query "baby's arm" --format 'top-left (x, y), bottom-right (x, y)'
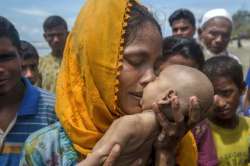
top-left (80, 111), bottom-right (159, 165)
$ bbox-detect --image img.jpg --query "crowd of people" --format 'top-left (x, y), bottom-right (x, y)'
top-left (0, 0), bottom-right (250, 165)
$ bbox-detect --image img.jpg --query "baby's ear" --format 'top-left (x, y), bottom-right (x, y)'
top-left (158, 89), bottom-right (176, 105)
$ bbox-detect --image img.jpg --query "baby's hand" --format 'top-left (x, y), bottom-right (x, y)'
top-left (153, 95), bottom-right (202, 150)
top-left (79, 115), bottom-right (142, 165)
top-left (82, 113), bottom-right (158, 166)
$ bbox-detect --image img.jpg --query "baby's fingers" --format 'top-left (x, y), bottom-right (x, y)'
top-left (171, 96), bottom-right (184, 123)
top-left (153, 102), bottom-right (170, 130)
top-left (188, 96), bottom-right (201, 127)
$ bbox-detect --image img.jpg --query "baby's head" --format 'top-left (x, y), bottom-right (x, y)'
top-left (141, 65), bottom-right (214, 121)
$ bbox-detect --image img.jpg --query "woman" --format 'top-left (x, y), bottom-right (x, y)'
top-left (20, 0), bottom-right (200, 165)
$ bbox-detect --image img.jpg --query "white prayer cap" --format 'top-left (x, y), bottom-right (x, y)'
top-left (200, 8), bottom-right (232, 28)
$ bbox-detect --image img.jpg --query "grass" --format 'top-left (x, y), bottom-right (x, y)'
top-left (228, 39), bottom-right (250, 77)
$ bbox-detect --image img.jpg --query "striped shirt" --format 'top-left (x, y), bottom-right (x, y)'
top-left (0, 78), bottom-right (57, 166)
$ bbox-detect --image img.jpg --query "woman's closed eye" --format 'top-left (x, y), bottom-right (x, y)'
top-left (125, 55), bottom-right (145, 67)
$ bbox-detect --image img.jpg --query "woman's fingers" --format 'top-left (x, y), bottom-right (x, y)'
top-left (103, 144), bottom-right (121, 166)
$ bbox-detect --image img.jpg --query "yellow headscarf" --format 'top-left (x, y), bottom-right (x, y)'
top-left (56, 0), bottom-right (131, 155)
top-left (56, 0), bottom-right (197, 165)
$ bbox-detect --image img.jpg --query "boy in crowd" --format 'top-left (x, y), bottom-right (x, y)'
top-left (198, 56), bottom-right (249, 165)
top-left (0, 16), bottom-right (57, 165)
top-left (19, 40), bottom-right (41, 86)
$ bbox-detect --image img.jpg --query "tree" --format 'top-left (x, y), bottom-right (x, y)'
top-left (232, 10), bottom-right (250, 38)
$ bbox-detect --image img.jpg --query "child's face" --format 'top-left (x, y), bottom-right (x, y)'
top-left (21, 57), bottom-right (39, 85)
top-left (212, 76), bottom-right (242, 120)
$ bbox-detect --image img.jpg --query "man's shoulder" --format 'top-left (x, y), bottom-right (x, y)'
top-left (39, 54), bottom-right (54, 67)
top-left (36, 87), bottom-right (55, 99)
top-left (39, 53), bottom-right (52, 59)
top-left (36, 87), bottom-right (55, 105)
top-left (35, 87), bottom-right (56, 120)
top-left (240, 116), bottom-right (250, 126)
top-left (39, 54), bottom-right (61, 72)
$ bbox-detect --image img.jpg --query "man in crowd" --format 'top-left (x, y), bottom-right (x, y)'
top-left (198, 8), bottom-right (240, 62)
top-left (39, 15), bottom-right (68, 93)
top-left (169, 9), bottom-right (196, 38)
top-left (0, 16), bottom-right (57, 165)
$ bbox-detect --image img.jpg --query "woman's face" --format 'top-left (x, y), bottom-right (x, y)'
top-left (118, 22), bottom-right (162, 114)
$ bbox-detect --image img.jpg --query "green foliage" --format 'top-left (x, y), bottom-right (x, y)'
top-left (232, 10), bottom-right (250, 38)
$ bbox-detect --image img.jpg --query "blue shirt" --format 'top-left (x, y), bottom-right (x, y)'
top-left (0, 78), bottom-right (57, 166)
top-left (246, 68), bottom-right (250, 87)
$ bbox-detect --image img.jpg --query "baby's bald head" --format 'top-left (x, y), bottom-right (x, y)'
top-left (142, 65), bottom-right (214, 120)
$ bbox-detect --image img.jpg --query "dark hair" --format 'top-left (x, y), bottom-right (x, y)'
top-left (162, 36), bottom-right (204, 69)
top-left (0, 16), bottom-right (21, 49)
top-left (19, 40), bottom-right (39, 60)
top-left (169, 9), bottom-right (195, 27)
top-left (43, 15), bottom-right (68, 32)
top-left (124, 0), bottom-right (162, 46)
top-left (202, 56), bottom-right (244, 89)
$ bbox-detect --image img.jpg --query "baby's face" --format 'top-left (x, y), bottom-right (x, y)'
top-left (141, 77), bottom-right (167, 110)
top-left (141, 65), bottom-right (214, 123)
top-left (141, 73), bottom-right (196, 121)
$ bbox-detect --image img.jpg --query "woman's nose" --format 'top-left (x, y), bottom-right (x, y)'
top-left (139, 68), bottom-right (156, 88)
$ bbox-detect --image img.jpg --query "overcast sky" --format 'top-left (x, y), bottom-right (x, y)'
top-left (1, 0), bottom-right (249, 55)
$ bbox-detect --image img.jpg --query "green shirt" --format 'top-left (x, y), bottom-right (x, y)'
top-left (209, 116), bottom-right (250, 166)
top-left (39, 54), bottom-right (62, 93)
